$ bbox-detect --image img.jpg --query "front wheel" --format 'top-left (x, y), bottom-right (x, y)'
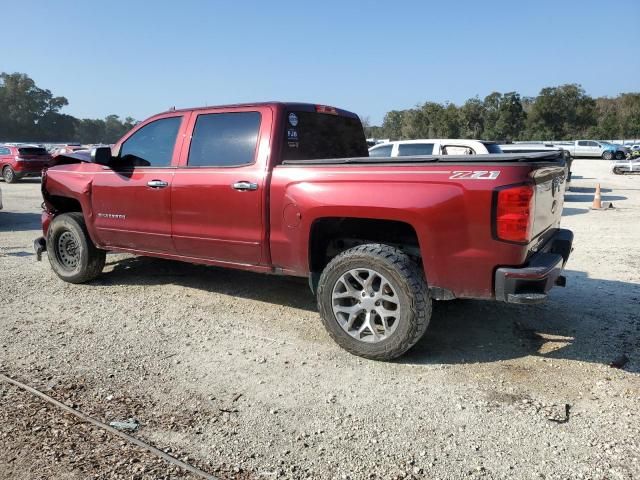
top-left (602, 151), bottom-right (613, 160)
top-left (317, 244), bottom-right (431, 360)
top-left (3, 166), bottom-right (17, 183)
top-left (613, 167), bottom-right (624, 175)
top-left (615, 151), bottom-right (625, 160)
top-left (46, 212), bottom-right (106, 283)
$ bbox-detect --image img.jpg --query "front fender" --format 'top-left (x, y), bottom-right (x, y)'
top-left (41, 166), bottom-right (102, 247)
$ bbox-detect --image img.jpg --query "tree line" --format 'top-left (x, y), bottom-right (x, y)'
top-left (364, 84), bottom-right (640, 142)
top-left (0, 72), bottom-right (137, 143)
top-left (2, 72), bottom-right (639, 144)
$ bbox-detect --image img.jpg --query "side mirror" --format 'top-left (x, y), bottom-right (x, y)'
top-left (91, 147), bottom-right (113, 166)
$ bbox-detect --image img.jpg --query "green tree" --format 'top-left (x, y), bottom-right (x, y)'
top-left (459, 97), bottom-right (486, 138)
top-left (436, 103), bottom-right (461, 138)
top-left (0, 72), bottom-right (68, 140)
top-left (37, 113), bottom-right (79, 141)
top-left (76, 118), bottom-right (106, 143)
top-left (494, 92), bottom-right (526, 141)
top-left (525, 84), bottom-right (596, 140)
top-left (380, 110), bottom-right (406, 140)
top-left (482, 92), bottom-right (526, 141)
top-left (617, 93), bottom-right (640, 139)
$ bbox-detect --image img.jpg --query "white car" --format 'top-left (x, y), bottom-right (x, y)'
top-left (368, 139), bottom-right (502, 157)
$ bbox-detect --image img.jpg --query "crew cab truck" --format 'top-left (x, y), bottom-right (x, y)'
top-left (36, 102), bottom-right (573, 360)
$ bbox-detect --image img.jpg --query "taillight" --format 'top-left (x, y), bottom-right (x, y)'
top-left (315, 105), bottom-right (338, 115)
top-left (495, 184), bottom-right (535, 243)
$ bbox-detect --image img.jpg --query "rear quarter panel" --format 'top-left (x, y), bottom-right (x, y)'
top-left (270, 163), bottom-right (540, 299)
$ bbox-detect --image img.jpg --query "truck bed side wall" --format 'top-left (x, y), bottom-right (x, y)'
top-left (269, 164), bottom-right (538, 299)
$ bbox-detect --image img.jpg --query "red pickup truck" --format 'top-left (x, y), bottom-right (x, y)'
top-left (35, 102), bottom-right (573, 360)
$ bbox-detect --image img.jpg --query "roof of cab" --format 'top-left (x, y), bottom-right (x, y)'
top-left (158, 102), bottom-right (360, 119)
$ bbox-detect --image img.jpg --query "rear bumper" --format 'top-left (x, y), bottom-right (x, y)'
top-left (495, 229), bottom-right (573, 304)
top-left (13, 163), bottom-right (47, 176)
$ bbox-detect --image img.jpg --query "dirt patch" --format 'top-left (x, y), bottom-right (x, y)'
top-left (1, 160), bottom-right (639, 479)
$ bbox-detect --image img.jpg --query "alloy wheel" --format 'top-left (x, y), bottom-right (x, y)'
top-left (331, 268), bottom-right (401, 343)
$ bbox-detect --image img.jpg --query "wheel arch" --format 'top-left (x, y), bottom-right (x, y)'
top-left (308, 216), bottom-right (426, 292)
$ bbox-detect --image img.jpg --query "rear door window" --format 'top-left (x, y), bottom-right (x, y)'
top-left (369, 144), bottom-right (393, 157)
top-left (187, 112), bottom-right (261, 167)
top-left (397, 143), bottom-right (434, 156)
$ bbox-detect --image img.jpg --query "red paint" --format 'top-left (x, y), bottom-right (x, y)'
top-left (41, 102), bottom-right (568, 300)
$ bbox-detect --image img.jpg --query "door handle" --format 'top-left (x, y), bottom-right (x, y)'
top-left (147, 179), bottom-right (168, 188)
top-left (232, 181), bottom-right (258, 191)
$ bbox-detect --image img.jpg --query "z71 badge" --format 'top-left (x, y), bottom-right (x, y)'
top-left (449, 171), bottom-right (500, 180)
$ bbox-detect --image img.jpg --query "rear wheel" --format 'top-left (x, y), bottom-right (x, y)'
top-left (317, 243), bottom-right (431, 360)
top-left (602, 151), bottom-right (613, 160)
top-left (46, 212), bottom-right (106, 283)
top-left (613, 167), bottom-right (624, 175)
top-left (3, 166), bottom-right (17, 183)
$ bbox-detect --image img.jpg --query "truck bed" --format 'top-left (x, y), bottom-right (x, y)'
top-left (281, 151), bottom-right (565, 166)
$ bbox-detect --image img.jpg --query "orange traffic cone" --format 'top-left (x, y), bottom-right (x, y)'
top-left (592, 183), bottom-right (602, 209)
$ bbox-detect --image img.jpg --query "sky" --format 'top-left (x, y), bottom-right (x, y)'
top-left (2, 0), bottom-right (639, 125)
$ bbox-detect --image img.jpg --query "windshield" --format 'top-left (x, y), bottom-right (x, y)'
top-left (281, 111), bottom-right (368, 161)
top-left (18, 147), bottom-right (48, 156)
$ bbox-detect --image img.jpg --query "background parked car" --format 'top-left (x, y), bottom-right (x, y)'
top-left (0, 144), bottom-right (52, 183)
top-left (368, 139), bottom-right (502, 157)
top-left (628, 145), bottom-right (640, 158)
top-left (552, 140), bottom-right (627, 160)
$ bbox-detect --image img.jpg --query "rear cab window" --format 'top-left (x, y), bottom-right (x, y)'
top-left (281, 109), bottom-right (368, 161)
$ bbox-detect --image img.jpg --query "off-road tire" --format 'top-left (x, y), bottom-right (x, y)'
top-left (602, 151), bottom-right (613, 160)
top-left (46, 212), bottom-right (106, 283)
top-left (317, 243), bottom-right (431, 361)
top-left (3, 166), bottom-right (17, 183)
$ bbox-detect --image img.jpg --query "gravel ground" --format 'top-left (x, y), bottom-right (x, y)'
top-left (0, 160), bottom-right (638, 479)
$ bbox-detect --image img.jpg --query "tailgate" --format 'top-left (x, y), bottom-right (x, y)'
top-left (530, 165), bottom-right (567, 245)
